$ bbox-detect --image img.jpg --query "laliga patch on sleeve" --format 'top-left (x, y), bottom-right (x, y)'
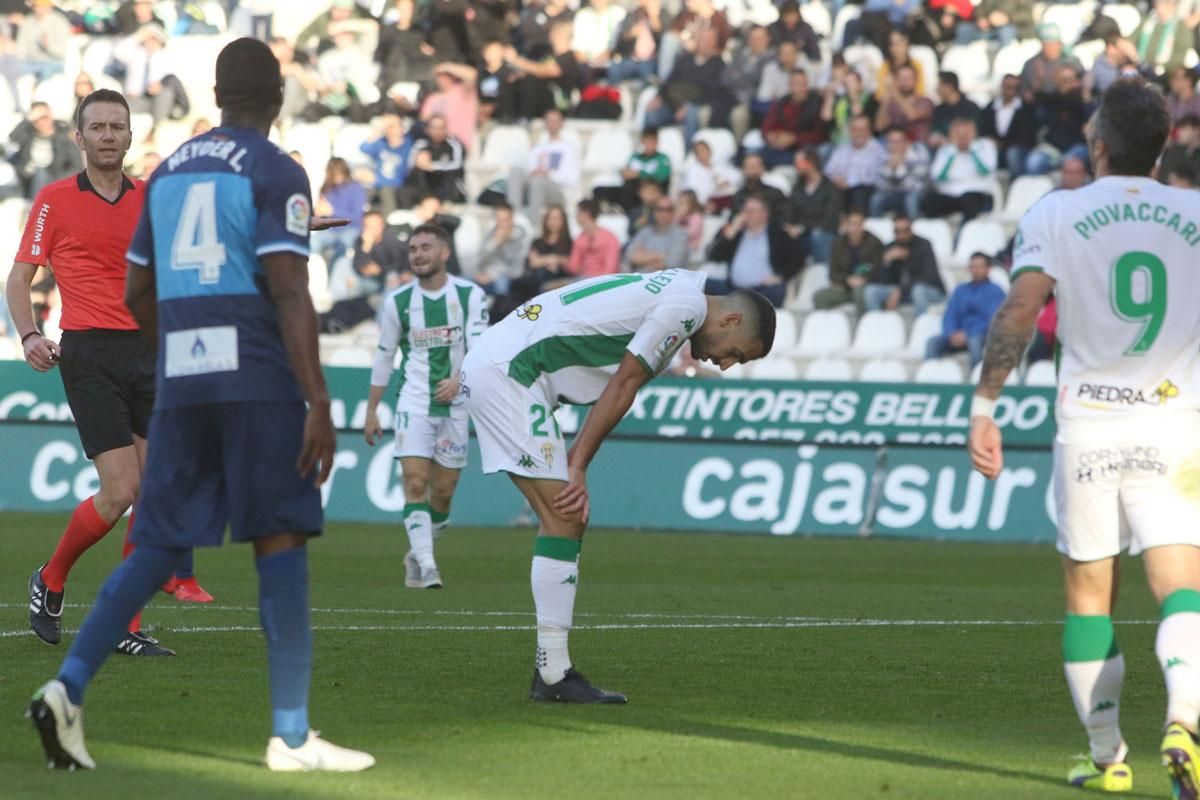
top-left (653, 333), bottom-right (682, 366)
top-left (285, 194), bottom-right (311, 236)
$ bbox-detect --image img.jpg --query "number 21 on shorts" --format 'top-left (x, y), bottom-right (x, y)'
top-left (529, 404), bottom-right (561, 439)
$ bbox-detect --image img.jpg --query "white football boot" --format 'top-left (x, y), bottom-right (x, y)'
top-left (265, 730), bottom-right (376, 772)
top-left (28, 679), bottom-right (96, 770)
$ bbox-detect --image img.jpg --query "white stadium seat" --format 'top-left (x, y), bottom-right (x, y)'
top-left (905, 312), bottom-right (943, 360)
top-left (1072, 38), bottom-right (1106, 72)
top-left (909, 45), bottom-right (941, 100)
top-left (307, 253), bottom-right (331, 313)
top-left (477, 125), bottom-right (531, 170)
top-left (773, 311), bottom-right (799, 353)
top-left (789, 263), bottom-right (830, 311)
top-left (596, 213), bottom-right (630, 245)
top-left (582, 127), bottom-right (635, 174)
top-left (802, 0), bottom-right (832, 38)
top-left (1101, 4), bottom-right (1142, 37)
top-left (333, 124), bottom-right (374, 167)
top-left (989, 266), bottom-right (1011, 293)
top-left (750, 358), bottom-right (800, 381)
top-left (1040, 2), bottom-right (1093, 46)
top-left (793, 310), bottom-right (852, 357)
top-left (803, 357), bottom-right (853, 381)
top-left (454, 214), bottom-right (485, 274)
top-left (991, 39), bottom-right (1042, 93)
top-left (1002, 175), bottom-right (1055, 223)
top-left (831, 4), bottom-right (862, 50)
top-left (842, 43), bottom-right (884, 93)
top-left (952, 220), bottom-right (1009, 267)
top-left (858, 358), bottom-right (909, 383)
top-left (656, 127), bottom-right (686, 174)
top-left (940, 42), bottom-right (991, 102)
top-left (849, 310), bottom-right (906, 358)
top-left (0, 337), bottom-right (19, 360)
top-left (1024, 360), bottom-right (1058, 387)
top-left (864, 216), bottom-right (895, 245)
top-left (912, 218), bottom-right (954, 268)
top-left (694, 128), bottom-right (737, 166)
top-left (914, 358), bottom-right (965, 384)
top-left (970, 361), bottom-right (1019, 385)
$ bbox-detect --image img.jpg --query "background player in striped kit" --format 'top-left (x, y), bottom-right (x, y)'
top-left (364, 224), bottom-right (488, 588)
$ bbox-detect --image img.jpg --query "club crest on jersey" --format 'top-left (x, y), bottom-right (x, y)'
top-left (541, 443), bottom-right (555, 468)
top-left (285, 194), bottom-right (310, 236)
top-left (517, 303), bottom-right (542, 321)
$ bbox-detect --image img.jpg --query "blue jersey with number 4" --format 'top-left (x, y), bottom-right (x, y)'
top-left (127, 126), bottom-right (312, 409)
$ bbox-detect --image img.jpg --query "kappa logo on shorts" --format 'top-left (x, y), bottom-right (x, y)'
top-left (517, 454), bottom-right (536, 469)
top-left (517, 303), bottom-right (542, 321)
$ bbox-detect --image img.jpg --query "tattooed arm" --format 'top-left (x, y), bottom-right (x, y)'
top-left (968, 270), bottom-right (1055, 479)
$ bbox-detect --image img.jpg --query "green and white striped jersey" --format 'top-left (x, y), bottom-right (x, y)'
top-left (371, 275), bottom-right (489, 417)
top-left (1012, 175), bottom-right (1200, 421)
top-left (478, 269), bottom-right (708, 406)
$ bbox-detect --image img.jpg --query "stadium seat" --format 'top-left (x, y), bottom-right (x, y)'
top-left (773, 310), bottom-right (799, 353)
top-left (970, 361), bottom-right (1018, 385)
top-left (803, 0), bottom-right (832, 38)
top-left (914, 358), bottom-right (965, 384)
top-left (761, 170), bottom-right (792, 194)
top-left (596, 213), bottom-right (630, 245)
top-left (793, 310), bottom-right (852, 357)
top-left (582, 126), bottom-right (635, 174)
top-left (940, 42), bottom-right (992, 105)
top-left (694, 128), bottom-right (737, 166)
top-left (989, 266), bottom-right (1011, 292)
top-left (454, 214), bottom-right (485, 273)
top-left (789, 262), bottom-right (830, 311)
top-left (952, 220), bottom-right (1009, 267)
top-left (1024, 360), bottom-right (1057, 387)
top-left (656, 127), bottom-right (686, 174)
top-left (904, 312), bottom-right (944, 360)
top-left (858, 358), bottom-right (909, 383)
top-left (849, 310), bottom-right (906, 358)
top-left (1101, 4), bottom-right (1142, 37)
top-left (1041, 2), bottom-right (1092, 45)
top-left (477, 125), bottom-right (531, 170)
top-left (1072, 38), bottom-right (1106, 72)
top-left (307, 252), bottom-right (331, 313)
top-left (831, 4), bottom-right (862, 50)
top-left (284, 122), bottom-right (333, 190)
top-left (842, 43), bottom-right (884, 92)
top-left (803, 357), bottom-right (853, 381)
top-left (0, 336), bottom-right (18, 360)
top-left (750, 358), bottom-right (800, 381)
top-left (326, 347), bottom-right (374, 367)
top-left (991, 40), bottom-right (1042, 93)
top-left (1001, 175), bottom-right (1054, 224)
top-left (632, 84), bottom-right (658, 129)
top-left (333, 124), bottom-right (374, 168)
top-left (909, 45), bottom-right (941, 100)
top-left (911, 218), bottom-right (954, 267)
top-left (864, 216), bottom-right (894, 245)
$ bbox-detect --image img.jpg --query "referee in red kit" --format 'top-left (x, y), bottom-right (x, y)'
top-left (6, 89), bottom-right (211, 657)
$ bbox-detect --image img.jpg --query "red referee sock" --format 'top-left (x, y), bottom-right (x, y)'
top-left (123, 513), bottom-right (142, 634)
top-left (41, 497), bottom-right (116, 592)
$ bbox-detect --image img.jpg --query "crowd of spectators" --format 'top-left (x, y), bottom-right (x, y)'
top-left (4, 0), bottom-right (1200, 377)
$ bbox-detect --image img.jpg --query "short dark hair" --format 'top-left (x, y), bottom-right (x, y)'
top-left (969, 252), bottom-right (993, 265)
top-left (492, 199), bottom-right (513, 213)
top-left (215, 37), bottom-right (283, 117)
top-left (641, 126), bottom-right (659, 140)
top-left (409, 222), bottom-right (451, 247)
top-left (790, 67), bottom-right (808, 79)
top-left (741, 192), bottom-right (770, 210)
top-left (75, 89), bottom-right (129, 131)
top-left (729, 289), bottom-right (777, 357)
top-left (1093, 79), bottom-right (1171, 176)
top-left (1178, 113), bottom-right (1200, 129)
top-left (577, 198), bottom-right (600, 219)
top-left (938, 71), bottom-right (960, 92)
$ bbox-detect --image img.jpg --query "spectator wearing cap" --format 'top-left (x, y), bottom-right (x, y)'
top-left (567, 199), bottom-right (620, 279)
top-left (624, 195), bottom-right (689, 272)
top-left (924, 252), bottom-right (1005, 367)
top-left (112, 24), bottom-right (183, 129)
top-left (955, 0), bottom-right (1033, 47)
top-left (360, 114), bottom-right (415, 217)
top-left (874, 63), bottom-right (935, 142)
top-left (1020, 24), bottom-right (1083, 101)
top-left (756, 69), bottom-right (827, 168)
top-left (1136, 0), bottom-right (1194, 77)
top-left (768, 1), bottom-right (820, 61)
top-left (1026, 65), bottom-right (1091, 175)
top-left (814, 209), bottom-right (883, 312)
top-left (609, 0), bottom-right (669, 86)
top-left (930, 71), bottom-right (980, 149)
top-left (871, 127), bottom-right (929, 220)
top-left (706, 193), bottom-right (806, 308)
top-left (420, 62), bottom-right (479, 151)
top-left (978, 73), bottom-right (1038, 177)
top-left (1160, 115), bottom-right (1200, 184)
top-left (645, 26), bottom-right (725, 148)
top-left (786, 149), bottom-right (841, 264)
top-left (922, 117), bottom-right (996, 223)
top-left (1167, 66), bottom-right (1200, 122)
top-left (16, 0), bottom-right (69, 84)
top-left (824, 114), bottom-right (887, 213)
top-left (507, 108), bottom-right (581, 221)
top-left (504, 19), bottom-right (582, 120)
top-left (8, 100), bottom-right (80, 199)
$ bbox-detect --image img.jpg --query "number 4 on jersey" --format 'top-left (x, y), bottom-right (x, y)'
top-left (171, 181), bottom-right (226, 284)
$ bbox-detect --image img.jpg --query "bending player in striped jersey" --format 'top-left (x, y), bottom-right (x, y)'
top-left (364, 224), bottom-right (487, 588)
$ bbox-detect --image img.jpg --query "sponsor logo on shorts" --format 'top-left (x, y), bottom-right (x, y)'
top-left (1076, 380), bottom-right (1179, 407)
top-left (437, 437), bottom-right (468, 456)
top-left (1073, 445), bottom-right (1168, 484)
top-left (517, 303), bottom-right (542, 321)
top-left (285, 194), bottom-right (310, 236)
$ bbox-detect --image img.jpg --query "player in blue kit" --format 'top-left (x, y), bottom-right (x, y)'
top-left (26, 39), bottom-right (374, 772)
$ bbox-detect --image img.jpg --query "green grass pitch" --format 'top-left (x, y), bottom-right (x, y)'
top-left (0, 511), bottom-right (1178, 799)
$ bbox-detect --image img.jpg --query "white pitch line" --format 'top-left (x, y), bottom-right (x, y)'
top-left (0, 618), bottom-right (1164, 639)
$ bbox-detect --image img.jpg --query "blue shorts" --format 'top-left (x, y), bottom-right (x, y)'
top-left (133, 402), bottom-right (323, 548)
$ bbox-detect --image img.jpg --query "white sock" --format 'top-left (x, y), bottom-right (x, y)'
top-left (531, 550), bottom-right (579, 685)
top-left (403, 504), bottom-right (435, 570)
top-left (432, 509), bottom-right (449, 539)
top-left (1157, 605), bottom-right (1200, 728)
top-left (1065, 655), bottom-right (1127, 764)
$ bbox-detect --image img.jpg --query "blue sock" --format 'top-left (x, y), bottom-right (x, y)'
top-left (175, 549), bottom-right (195, 580)
top-left (257, 547), bottom-right (311, 749)
top-left (58, 545), bottom-right (184, 705)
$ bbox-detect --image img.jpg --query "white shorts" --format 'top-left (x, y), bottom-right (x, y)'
top-left (460, 347), bottom-right (568, 482)
top-left (393, 411), bottom-right (469, 469)
top-left (1054, 412), bottom-right (1200, 561)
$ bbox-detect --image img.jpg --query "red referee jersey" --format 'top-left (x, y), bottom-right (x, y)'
top-left (16, 172), bottom-right (144, 331)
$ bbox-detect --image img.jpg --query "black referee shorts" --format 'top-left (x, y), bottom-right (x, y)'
top-left (58, 329), bottom-right (155, 459)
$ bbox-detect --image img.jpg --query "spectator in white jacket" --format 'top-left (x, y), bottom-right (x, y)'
top-left (507, 108), bottom-right (582, 220)
top-left (572, 0), bottom-right (626, 67)
top-left (921, 117), bottom-right (997, 223)
top-left (683, 139), bottom-right (740, 208)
